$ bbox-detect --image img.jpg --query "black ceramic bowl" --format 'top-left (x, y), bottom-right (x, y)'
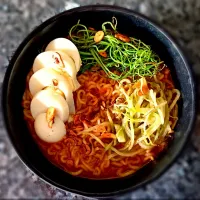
top-left (2, 5), bottom-right (196, 198)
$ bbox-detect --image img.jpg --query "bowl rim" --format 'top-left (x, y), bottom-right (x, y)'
top-left (2, 4), bottom-right (197, 198)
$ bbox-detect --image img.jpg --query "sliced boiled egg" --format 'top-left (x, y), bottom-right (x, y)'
top-left (29, 68), bottom-right (75, 114)
top-left (45, 38), bottom-right (81, 72)
top-left (30, 89), bottom-right (69, 122)
top-left (34, 113), bottom-right (66, 143)
top-left (32, 51), bottom-right (63, 73)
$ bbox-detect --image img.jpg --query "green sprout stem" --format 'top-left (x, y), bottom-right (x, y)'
top-left (69, 17), bottom-right (163, 80)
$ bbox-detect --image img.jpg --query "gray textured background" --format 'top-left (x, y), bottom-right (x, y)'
top-left (0, 0), bottom-right (200, 199)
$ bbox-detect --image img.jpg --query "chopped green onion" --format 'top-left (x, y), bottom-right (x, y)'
top-left (69, 18), bottom-right (162, 80)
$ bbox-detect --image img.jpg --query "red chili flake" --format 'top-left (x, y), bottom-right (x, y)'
top-left (55, 57), bottom-right (60, 64)
top-left (98, 51), bottom-right (108, 58)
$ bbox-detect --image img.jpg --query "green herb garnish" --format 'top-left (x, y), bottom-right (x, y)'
top-left (69, 17), bottom-right (163, 80)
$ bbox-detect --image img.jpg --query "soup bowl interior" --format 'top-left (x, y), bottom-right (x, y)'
top-left (2, 5), bottom-right (196, 197)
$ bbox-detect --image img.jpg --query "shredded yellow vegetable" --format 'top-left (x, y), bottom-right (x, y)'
top-left (112, 76), bottom-right (179, 151)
